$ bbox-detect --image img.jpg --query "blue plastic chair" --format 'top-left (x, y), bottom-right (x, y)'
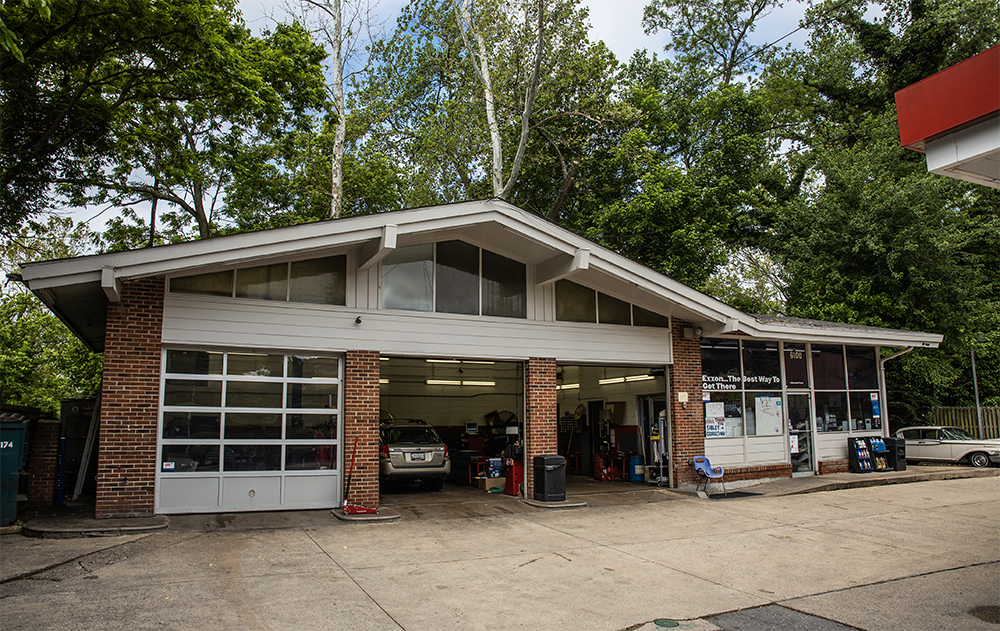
top-left (692, 456), bottom-right (727, 497)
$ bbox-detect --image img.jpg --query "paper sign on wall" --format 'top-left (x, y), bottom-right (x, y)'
top-left (755, 396), bottom-right (783, 435)
top-left (705, 402), bottom-right (726, 438)
top-left (705, 418), bottom-right (726, 438)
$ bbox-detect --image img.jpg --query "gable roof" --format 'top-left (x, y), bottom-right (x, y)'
top-left (19, 199), bottom-right (942, 352)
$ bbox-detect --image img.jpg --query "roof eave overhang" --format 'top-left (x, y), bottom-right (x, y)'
top-left (20, 199), bottom-right (943, 352)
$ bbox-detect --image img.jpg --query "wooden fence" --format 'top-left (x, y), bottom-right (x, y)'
top-left (932, 406), bottom-right (1000, 440)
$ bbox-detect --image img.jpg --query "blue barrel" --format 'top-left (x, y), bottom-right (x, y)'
top-left (629, 455), bottom-right (644, 483)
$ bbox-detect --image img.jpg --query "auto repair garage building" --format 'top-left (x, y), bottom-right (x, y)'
top-left (19, 200), bottom-right (942, 518)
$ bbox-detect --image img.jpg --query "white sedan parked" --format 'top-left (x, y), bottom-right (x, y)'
top-left (896, 426), bottom-right (1000, 468)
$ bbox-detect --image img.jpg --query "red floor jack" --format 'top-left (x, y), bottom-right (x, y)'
top-left (343, 435), bottom-right (379, 515)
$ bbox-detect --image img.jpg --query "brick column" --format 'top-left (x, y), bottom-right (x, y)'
top-left (344, 350), bottom-right (380, 508)
top-left (669, 320), bottom-right (704, 488)
top-left (524, 358), bottom-right (558, 499)
top-left (96, 278), bottom-right (164, 518)
top-left (26, 419), bottom-right (59, 509)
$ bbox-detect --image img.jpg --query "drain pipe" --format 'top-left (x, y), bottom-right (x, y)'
top-left (878, 347), bottom-right (914, 434)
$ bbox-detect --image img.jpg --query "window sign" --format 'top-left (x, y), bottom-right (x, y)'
top-left (783, 343), bottom-right (808, 388)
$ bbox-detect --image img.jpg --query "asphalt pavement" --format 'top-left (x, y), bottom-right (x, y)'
top-left (1, 466), bottom-right (997, 631)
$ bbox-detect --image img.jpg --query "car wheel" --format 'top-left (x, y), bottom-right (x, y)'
top-left (424, 477), bottom-right (446, 491)
top-left (969, 452), bottom-right (991, 468)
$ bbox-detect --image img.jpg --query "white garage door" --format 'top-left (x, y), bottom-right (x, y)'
top-left (156, 349), bottom-right (343, 513)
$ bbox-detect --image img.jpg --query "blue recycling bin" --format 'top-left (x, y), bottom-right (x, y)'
top-left (1, 421), bottom-right (28, 526)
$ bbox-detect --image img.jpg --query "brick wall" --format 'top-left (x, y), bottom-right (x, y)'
top-left (818, 459), bottom-right (850, 475)
top-left (26, 419), bottom-right (60, 509)
top-left (525, 358), bottom-right (558, 498)
top-left (724, 463), bottom-right (793, 481)
top-left (96, 278), bottom-right (164, 519)
top-left (669, 320), bottom-right (704, 487)
top-left (345, 350), bottom-right (380, 508)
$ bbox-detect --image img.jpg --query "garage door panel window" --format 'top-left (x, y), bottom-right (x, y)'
top-left (163, 412), bottom-right (221, 439)
top-left (224, 413), bottom-right (282, 439)
top-left (164, 379), bottom-right (222, 407)
top-left (228, 353), bottom-right (284, 377)
top-left (285, 445), bottom-right (336, 470)
top-left (288, 355), bottom-right (341, 379)
top-left (286, 413), bottom-right (338, 440)
top-left (166, 350), bottom-right (223, 375)
top-left (287, 382), bottom-right (339, 409)
top-left (225, 381), bottom-right (283, 408)
top-left (161, 445), bottom-right (220, 472)
top-left (225, 445), bottom-right (282, 471)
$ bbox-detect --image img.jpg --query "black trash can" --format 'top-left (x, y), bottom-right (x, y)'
top-left (533, 455), bottom-right (566, 502)
top-left (885, 437), bottom-right (906, 471)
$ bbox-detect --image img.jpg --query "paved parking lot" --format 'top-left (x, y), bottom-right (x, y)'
top-left (2, 474), bottom-right (998, 631)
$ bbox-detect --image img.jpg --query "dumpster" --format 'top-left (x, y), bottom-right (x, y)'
top-left (533, 454), bottom-right (566, 502)
top-left (1, 421), bottom-right (27, 526)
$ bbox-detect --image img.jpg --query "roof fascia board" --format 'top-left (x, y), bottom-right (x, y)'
top-left (728, 321), bottom-right (943, 348)
top-left (22, 269), bottom-right (102, 291)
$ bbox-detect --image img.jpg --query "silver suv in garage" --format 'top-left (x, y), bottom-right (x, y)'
top-left (379, 419), bottom-right (451, 490)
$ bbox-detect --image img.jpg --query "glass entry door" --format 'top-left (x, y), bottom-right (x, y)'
top-left (787, 393), bottom-right (813, 475)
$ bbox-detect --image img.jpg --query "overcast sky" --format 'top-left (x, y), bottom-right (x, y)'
top-left (237, 0), bottom-right (811, 64)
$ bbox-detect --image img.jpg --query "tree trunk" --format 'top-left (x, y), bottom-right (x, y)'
top-left (456, 0), bottom-right (503, 196)
top-left (329, 0), bottom-right (345, 219)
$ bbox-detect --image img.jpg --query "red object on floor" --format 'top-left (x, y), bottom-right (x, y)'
top-left (343, 503), bottom-right (378, 515)
top-left (504, 458), bottom-right (524, 496)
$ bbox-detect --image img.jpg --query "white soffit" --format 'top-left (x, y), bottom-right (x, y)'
top-left (925, 115), bottom-right (1000, 188)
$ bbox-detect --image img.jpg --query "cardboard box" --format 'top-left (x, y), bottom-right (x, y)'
top-left (478, 476), bottom-right (505, 491)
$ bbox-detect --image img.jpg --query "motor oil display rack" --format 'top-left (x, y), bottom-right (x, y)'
top-left (849, 436), bottom-right (890, 473)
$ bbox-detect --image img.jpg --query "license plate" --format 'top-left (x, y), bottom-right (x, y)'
top-left (410, 452), bottom-right (426, 461)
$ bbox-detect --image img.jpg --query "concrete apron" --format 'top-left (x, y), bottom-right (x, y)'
top-left (1, 469), bottom-right (997, 631)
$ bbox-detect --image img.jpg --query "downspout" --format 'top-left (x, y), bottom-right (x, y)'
top-left (664, 365), bottom-right (674, 488)
top-left (877, 347), bottom-right (914, 435)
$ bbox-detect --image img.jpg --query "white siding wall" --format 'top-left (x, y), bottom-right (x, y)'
top-left (816, 432), bottom-right (880, 461)
top-left (162, 294), bottom-right (673, 364)
top-left (706, 436), bottom-right (787, 467)
top-left (705, 438), bottom-right (744, 466)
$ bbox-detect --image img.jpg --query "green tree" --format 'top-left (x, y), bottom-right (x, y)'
top-left (2, 0), bottom-right (234, 231)
top-left (757, 0), bottom-right (1000, 421)
top-left (349, 0), bottom-right (622, 215)
top-left (1, 217), bottom-right (103, 417)
top-left (92, 20), bottom-right (330, 241)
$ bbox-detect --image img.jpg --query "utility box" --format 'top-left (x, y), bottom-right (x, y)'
top-left (533, 454), bottom-right (566, 502)
top-left (1, 421), bottom-right (28, 526)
